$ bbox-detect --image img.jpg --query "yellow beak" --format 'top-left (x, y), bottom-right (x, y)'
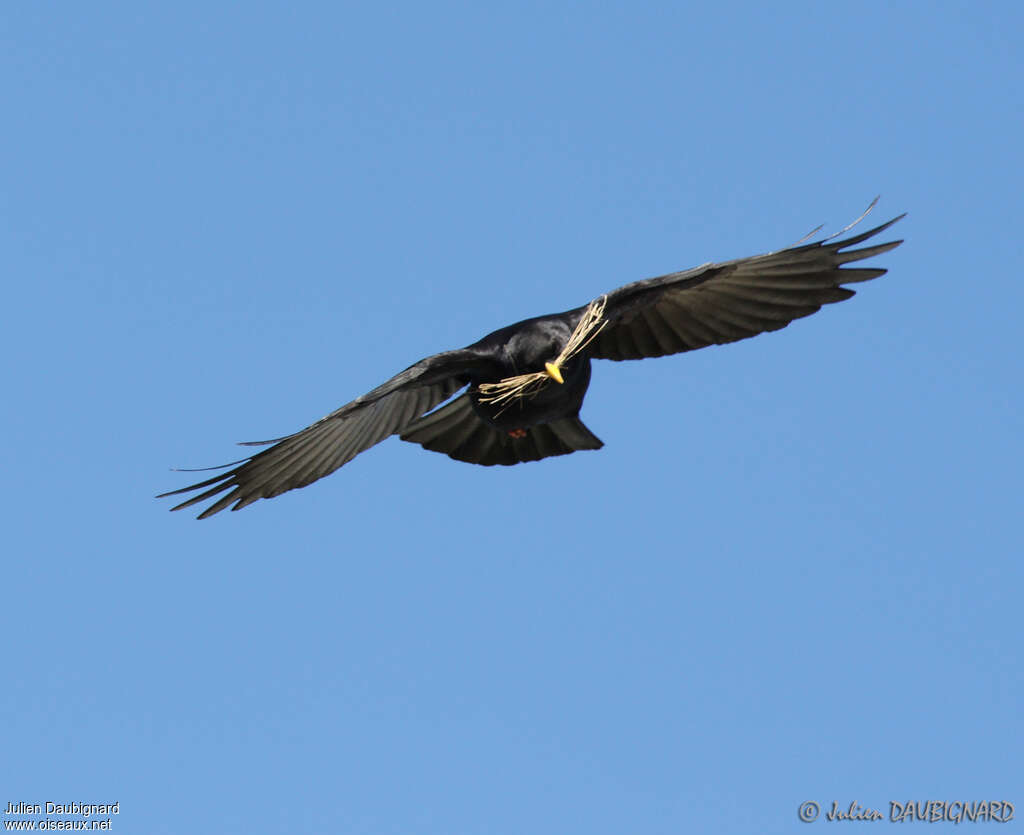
top-left (544, 362), bottom-right (564, 384)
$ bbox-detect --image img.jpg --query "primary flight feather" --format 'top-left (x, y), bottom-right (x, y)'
top-left (159, 203), bottom-right (904, 518)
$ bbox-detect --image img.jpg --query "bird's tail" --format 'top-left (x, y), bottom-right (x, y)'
top-left (400, 394), bottom-right (603, 466)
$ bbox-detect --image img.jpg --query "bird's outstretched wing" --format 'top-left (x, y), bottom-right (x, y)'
top-left (586, 211), bottom-right (905, 361)
top-left (158, 349), bottom-right (485, 518)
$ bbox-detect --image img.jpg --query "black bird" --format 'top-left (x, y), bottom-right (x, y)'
top-left (160, 204), bottom-right (904, 518)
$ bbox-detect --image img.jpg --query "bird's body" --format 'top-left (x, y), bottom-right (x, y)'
top-left (160, 204), bottom-right (904, 518)
top-left (464, 315), bottom-right (592, 431)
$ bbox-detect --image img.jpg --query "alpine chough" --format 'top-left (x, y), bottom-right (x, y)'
top-left (160, 204), bottom-right (904, 518)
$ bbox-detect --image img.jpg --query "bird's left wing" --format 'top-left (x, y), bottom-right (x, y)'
top-left (585, 211), bottom-right (904, 361)
top-left (158, 348), bottom-right (485, 518)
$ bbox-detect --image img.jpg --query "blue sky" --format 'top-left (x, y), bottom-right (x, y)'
top-left (3, 2), bottom-right (1021, 833)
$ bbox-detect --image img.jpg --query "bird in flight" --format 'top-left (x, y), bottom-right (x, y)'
top-left (160, 203), bottom-right (904, 518)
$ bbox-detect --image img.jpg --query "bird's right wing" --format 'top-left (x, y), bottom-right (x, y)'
top-left (158, 348), bottom-right (485, 518)
top-left (586, 210), bottom-right (904, 361)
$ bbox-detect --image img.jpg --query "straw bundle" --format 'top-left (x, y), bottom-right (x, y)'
top-left (477, 296), bottom-right (607, 409)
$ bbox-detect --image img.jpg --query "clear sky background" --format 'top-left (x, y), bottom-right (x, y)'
top-left (2, 2), bottom-right (1021, 833)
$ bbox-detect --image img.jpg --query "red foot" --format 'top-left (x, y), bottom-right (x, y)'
top-left (507, 428), bottom-right (527, 439)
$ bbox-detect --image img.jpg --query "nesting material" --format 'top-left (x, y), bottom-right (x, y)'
top-left (477, 295), bottom-right (608, 409)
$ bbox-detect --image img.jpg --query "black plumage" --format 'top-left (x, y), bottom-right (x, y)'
top-left (159, 207), bottom-right (904, 518)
